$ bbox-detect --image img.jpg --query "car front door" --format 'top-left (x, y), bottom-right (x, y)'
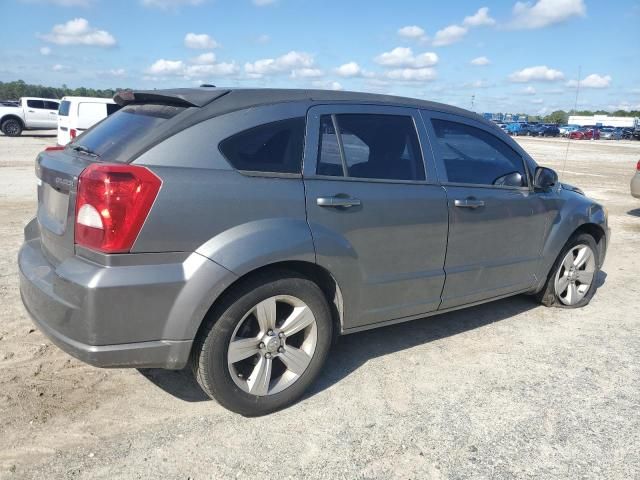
top-left (25, 100), bottom-right (49, 128)
top-left (422, 111), bottom-right (549, 310)
top-left (303, 104), bottom-right (449, 330)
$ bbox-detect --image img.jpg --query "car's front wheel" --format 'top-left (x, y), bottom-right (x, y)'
top-left (537, 233), bottom-right (600, 308)
top-left (191, 270), bottom-right (333, 416)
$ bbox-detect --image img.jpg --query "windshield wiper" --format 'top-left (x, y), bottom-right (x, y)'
top-left (70, 144), bottom-right (99, 157)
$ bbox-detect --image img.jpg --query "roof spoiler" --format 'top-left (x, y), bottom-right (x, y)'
top-left (113, 88), bottom-right (230, 108)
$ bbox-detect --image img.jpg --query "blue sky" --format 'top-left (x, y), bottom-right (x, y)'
top-left (1, 0), bottom-right (639, 114)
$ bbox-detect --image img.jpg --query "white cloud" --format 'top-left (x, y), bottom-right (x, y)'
top-left (397, 25), bottom-right (428, 42)
top-left (192, 52), bottom-right (216, 64)
top-left (147, 58), bottom-right (238, 78)
top-left (520, 85), bottom-right (537, 94)
top-left (385, 68), bottom-right (436, 82)
top-left (52, 64), bottom-right (72, 72)
top-left (256, 34), bottom-right (271, 44)
top-left (185, 63), bottom-right (238, 77)
top-left (141, 0), bottom-right (204, 9)
top-left (566, 73), bottom-right (612, 89)
top-left (253, 0), bottom-right (276, 5)
top-left (531, 98), bottom-right (544, 104)
top-left (374, 47), bottom-right (438, 68)
top-left (463, 79), bottom-right (492, 88)
top-left (40, 46), bottom-right (51, 56)
top-left (335, 62), bottom-right (362, 77)
top-left (311, 80), bottom-right (343, 91)
top-left (184, 33), bottom-right (219, 49)
top-left (470, 56), bottom-right (490, 66)
top-left (509, 0), bottom-right (586, 29)
top-left (291, 68), bottom-right (324, 78)
top-left (106, 68), bottom-right (126, 77)
top-left (148, 59), bottom-right (185, 75)
top-left (508, 65), bottom-right (564, 82)
top-left (245, 51), bottom-right (314, 77)
top-left (432, 24), bottom-right (468, 46)
top-left (463, 7), bottom-right (496, 27)
top-left (40, 18), bottom-right (116, 47)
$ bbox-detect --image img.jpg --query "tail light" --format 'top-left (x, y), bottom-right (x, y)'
top-left (70, 128), bottom-right (77, 139)
top-left (75, 163), bottom-right (162, 253)
top-left (44, 145), bottom-right (64, 152)
top-left (637, 160), bottom-right (640, 171)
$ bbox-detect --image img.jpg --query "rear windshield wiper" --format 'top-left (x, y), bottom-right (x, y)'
top-left (70, 144), bottom-right (100, 157)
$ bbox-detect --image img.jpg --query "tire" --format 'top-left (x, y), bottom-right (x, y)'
top-left (536, 233), bottom-right (600, 308)
top-left (191, 270), bottom-right (333, 416)
top-left (1, 118), bottom-right (23, 137)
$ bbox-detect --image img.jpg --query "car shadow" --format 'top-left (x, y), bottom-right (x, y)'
top-left (139, 272), bottom-right (608, 405)
top-left (628, 208), bottom-right (640, 217)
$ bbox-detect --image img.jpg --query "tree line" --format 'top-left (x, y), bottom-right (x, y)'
top-left (0, 80), bottom-right (122, 101)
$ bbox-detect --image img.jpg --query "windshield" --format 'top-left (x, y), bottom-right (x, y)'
top-left (71, 103), bottom-right (186, 161)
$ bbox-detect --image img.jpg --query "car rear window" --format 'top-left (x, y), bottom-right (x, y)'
top-left (72, 103), bottom-right (186, 160)
top-left (58, 101), bottom-right (71, 116)
top-left (219, 117), bottom-right (305, 174)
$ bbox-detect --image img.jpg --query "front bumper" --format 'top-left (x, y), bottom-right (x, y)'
top-left (18, 220), bottom-right (236, 369)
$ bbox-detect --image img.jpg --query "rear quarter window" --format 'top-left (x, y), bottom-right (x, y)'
top-left (219, 117), bottom-right (305, 174)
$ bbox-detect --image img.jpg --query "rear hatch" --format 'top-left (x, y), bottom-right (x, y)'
top-left (57, 100), bottom-right (71, 145)
top-left (36, 98), bottom-right (207, 265)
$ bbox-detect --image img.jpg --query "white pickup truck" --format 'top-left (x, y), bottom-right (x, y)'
top-left (0, 97), bottom-right (60, 136)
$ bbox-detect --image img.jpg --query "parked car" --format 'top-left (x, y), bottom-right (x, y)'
top-left (57, 96), bottom-right (121, 145)
top-left (531, 124), bottom-right (560, 137)
top-left (506, 123), bottom-right (536, 136)
top-left (632, 160), bottom-right (640, 198)
top-left (569, 128), bottom-right (600, 140)
top-left (559, 125), bottom-right (580, 136)
top-left (19, 88), bottom-right (610, 416)
top-left (0, 97), bottom-right (60, 136)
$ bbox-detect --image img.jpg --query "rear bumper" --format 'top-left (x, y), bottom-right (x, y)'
top-left (18, 219), bottom-right (236, 369)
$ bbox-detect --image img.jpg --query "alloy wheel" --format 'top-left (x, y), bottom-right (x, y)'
top-left (227, 295), bottom-right (318, 396)
top-left (554, 244), bottom-right (596, 306)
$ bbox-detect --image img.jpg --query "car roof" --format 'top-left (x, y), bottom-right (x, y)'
top-left (113, 87), bottom-right (487, 124)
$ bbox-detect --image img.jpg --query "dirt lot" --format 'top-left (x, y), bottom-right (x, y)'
top-left (1, 132), bottom-right (639, 479)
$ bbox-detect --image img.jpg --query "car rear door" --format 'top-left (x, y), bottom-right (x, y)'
top-left (303, 104), bottom-right (448, 330)
top-left (422, 110), bottom-right (548, 309)
top-left (43, 101), bottom-right (60, 129)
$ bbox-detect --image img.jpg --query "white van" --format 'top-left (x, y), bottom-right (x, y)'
top-left (57, 96), bottom-right (121, 145)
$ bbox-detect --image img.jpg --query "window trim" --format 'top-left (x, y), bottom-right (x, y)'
top-left (421, 110), bottom-right (533, 191)
top-left (304, 104), bottom-right (437, 185)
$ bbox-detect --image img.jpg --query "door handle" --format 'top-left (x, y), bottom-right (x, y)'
top-left (28, 110), bottom-right (35, 113)
top-left (317, 196), bottom-right (361, 208)
top-left (454, 198), bottom-right (485, 209)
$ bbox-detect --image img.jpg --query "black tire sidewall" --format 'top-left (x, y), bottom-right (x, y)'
top-left (2, 119), bottom-right (23, 137)
top-left (195, 272), bottom-right (333, 416)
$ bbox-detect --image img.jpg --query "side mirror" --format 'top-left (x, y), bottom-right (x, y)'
top-left (534, 167), bottom-right (558, 189)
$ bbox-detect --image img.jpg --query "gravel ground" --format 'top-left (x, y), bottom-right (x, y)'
top-left (0, 132), bottom-right (639, 480)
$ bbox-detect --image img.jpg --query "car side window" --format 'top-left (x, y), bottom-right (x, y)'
top-left (44, 101), bottom-right (60, 111)
top-left (27, 100), bottom-right (45, 109)
top-left (431, 118), bottom-right (527, 187)
top-left (219, 117), bottom-right (306, 174)
top-left (316, 113), bottom-right (425, 181)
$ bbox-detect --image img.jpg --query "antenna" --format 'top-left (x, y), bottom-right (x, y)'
top-left (471, 94), bottom-right (475, 111)
top-left (560, 65), bottom-right (581, 181)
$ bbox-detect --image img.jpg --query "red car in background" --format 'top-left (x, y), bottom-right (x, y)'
top-left (569, 127), bottom-right (600, 140)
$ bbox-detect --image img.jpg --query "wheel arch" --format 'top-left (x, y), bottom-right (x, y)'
top-left (191, 260), bottom-right (345, 353)
top-left (1, 114), bottom-right (25, 128)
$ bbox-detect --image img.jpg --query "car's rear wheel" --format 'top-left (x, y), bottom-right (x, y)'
top-left (536, 233), bottom-right (599, 308)
top-left (1, 118), bottom-right (23, 137)
top-left (191, 270), bottom-right (332, 416)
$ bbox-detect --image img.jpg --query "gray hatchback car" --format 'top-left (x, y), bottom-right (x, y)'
top-left (19, 88), bottom-right (609, 415)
